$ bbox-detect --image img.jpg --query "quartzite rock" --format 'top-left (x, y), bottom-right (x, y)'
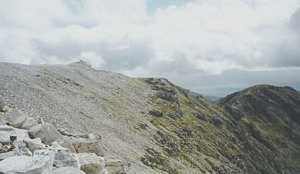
top-left (0, 155), bottom-right (49, 174)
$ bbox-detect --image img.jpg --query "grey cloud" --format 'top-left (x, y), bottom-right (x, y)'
top-left (32, 38), bottom-right (153, 72)
top-left (290, 8), bottom-right (300, 31)
top-left (148, 54), bottom-right (202, 75)
top-left (265, 8), bottom-right (300, 68)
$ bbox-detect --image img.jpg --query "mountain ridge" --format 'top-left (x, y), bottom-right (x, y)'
top-left (0, 61), bottom-right (299, 174)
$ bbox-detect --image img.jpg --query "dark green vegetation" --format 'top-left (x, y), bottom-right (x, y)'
top-left (142, 79), bottom-right (300, 174)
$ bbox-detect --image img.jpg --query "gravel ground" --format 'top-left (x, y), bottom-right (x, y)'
top-left (0, 61), bottom-right (160, 174)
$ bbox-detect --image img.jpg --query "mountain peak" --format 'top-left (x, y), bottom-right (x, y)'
top-left (220, 84), bottom-right (300, 124)
top-left (69, 60), bottom-right (92, 68)
top-left (220, 84), bottom-right (298, 104)
top-left (244, 84), bottom-right (297, 93)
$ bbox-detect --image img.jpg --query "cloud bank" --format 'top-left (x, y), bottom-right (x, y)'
top-left (0, 0), bottom-right (300, 95)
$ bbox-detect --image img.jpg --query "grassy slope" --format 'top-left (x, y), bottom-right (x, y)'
top-left (140, 80), bottom-right (300, 174)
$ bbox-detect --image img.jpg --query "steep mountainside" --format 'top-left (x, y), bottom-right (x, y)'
top-left (0, 62), bottom-right (299, 174)
top-left (219, 85), bottom-right (300, 173)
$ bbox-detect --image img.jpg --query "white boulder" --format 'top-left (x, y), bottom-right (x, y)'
top-left (0, 155), bottom-right (49, 174)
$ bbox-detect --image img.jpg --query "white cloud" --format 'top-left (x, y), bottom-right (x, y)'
top-left (147, 0), bottom-right (300, 73)
top-left (0, 0), bottom-right (300, 94)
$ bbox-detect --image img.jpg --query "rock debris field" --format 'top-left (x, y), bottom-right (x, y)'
top-left (0, 102), bottom-right (126, 174)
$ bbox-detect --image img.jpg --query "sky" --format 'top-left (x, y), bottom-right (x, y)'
top-left (0, 0), bottom-right (300, 96)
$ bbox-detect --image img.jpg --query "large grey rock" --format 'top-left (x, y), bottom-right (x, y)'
top-left (105, 159), bottom-right (126, 174)
top-left (5, 110), bottom-right (27, 128)
top-left (211, 115), bottom-right (223, 127)
top-left (53, 167), bottom-right (86, 174)
top-left (148, 110), bottom-right (163, 117)
top-left (28, 123), bottom-right (62, 145)
top-left (77, 153), bottom-right (106, 174)
top-left (53, 150), bottom-right (79, 168)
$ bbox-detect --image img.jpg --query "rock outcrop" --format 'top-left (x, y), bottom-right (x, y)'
top-left (0, 107), bottom-right (126, 174)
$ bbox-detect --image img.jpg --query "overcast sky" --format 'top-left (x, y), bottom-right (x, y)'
top-left (1, 0), bottom-right (300, 96)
